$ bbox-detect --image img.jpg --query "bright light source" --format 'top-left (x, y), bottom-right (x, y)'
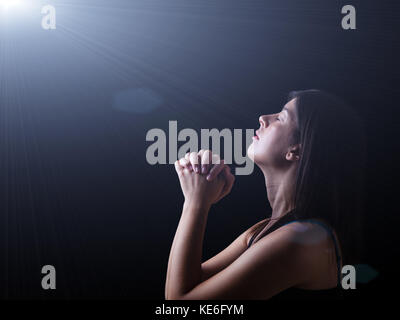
top-left (0, 0), bottom-right (22, 9)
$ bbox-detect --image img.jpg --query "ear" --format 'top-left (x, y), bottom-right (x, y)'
top-left (285, 144), bottom-right (301, 162)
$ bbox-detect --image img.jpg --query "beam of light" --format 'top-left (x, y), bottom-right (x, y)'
top-left (0, 0), bottom-right (22, 9)
top-left (113, 88), bottom-right (164, 114)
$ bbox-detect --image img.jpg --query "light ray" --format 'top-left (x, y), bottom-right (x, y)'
top-left (0, 0), bottom-right (22, 9)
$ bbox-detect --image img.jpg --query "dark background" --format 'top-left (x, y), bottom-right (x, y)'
top-left (0, 0), bottom-right (398, 299)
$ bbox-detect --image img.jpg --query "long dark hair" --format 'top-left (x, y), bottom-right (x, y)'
top-left (288, 89), bottom-right (366, 265)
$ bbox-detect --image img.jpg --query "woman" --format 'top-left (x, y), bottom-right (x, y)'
top-left (165, 89), bottom-right (366, 300)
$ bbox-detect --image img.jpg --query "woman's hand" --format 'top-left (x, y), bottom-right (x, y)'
top-left (174, 150), bottom-right (235, 206)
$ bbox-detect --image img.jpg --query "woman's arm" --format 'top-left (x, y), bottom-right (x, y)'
top-left (200, 219), bottom-right (268, 281)
top-left (171, 223), bottom-right (316, 300)
top-left (165, 199), bottom-right (211, 300)
top-left (166, 151), bottom-right (234, 299)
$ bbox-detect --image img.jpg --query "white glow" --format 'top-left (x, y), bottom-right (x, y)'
top-left (0, 0), bottom-right (22, 9)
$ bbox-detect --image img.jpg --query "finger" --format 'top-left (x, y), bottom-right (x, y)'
top-left (198, 149), bottom-right (206, 158)
top-left (201, 150), bottom-right (212, 175)
top-left (178, 158), bottom-right (188, 166)
top-left (206, 159), bottom-right (225, 181)
top-left (178, 157), bottom-right (189, 168)
top-left (174, 160), bottom-right (183, 175)
top-left (197, 149), bottom-right (206, 172)
top-left (178, 157), bottom-right (193, 171)
top-left (179, 153), bottom-right (193, 171)
top-left (189, 152), bottom-right (201, 173)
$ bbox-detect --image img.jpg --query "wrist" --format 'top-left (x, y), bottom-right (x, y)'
top-left (183, 198), bottom-right (212, 212)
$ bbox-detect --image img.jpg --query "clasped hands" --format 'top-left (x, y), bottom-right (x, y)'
top-left (174, 150), bottom-right (235, 207)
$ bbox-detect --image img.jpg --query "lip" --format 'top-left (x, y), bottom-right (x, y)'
top-left (253, 131), bottom-right (259, 140)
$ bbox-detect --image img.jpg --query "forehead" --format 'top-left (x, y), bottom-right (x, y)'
top-left (283, 98), bottom-right (296, 112)
top-left (282, 98), bottom-right (298, 122)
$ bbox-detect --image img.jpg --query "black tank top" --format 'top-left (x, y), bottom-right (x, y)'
top-left (247, 210), bottom-right (346, 299)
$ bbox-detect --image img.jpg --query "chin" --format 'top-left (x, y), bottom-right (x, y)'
top-left (247, 142), bottom-right (255, 162)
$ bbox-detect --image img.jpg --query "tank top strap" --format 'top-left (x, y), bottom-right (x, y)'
top-left (247, 209), bottom-right (298, 248)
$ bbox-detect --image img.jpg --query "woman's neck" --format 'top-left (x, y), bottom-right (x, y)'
top-left (261, 164), bottom-right (298, 220)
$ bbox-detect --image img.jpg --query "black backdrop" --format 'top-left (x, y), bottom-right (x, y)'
top-left (0, 0), bottom-right (398, 300)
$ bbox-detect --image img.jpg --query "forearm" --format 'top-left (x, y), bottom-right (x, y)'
top-left (165, 199), bottom-right (210, 299)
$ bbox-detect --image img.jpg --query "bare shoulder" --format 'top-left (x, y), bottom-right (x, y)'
top-left (269, 220), bottom-right (339, 289)
top-left (253, 220), bottom-right (336, 272)
top-left (274, 220), bottom-right (332, 244)
top-left (243, 221), bottom-right (332, 261)
top-left (244, 219), bottom-right (333, 254)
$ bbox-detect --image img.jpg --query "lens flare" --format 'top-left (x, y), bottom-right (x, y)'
top-left (0, 0), bottom-right (22, 9)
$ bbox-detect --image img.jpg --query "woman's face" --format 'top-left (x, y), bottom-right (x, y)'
top-left (247, 98), bottom-right (299, 169)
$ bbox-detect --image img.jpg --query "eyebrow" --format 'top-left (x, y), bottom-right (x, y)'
top-left (281, 106), bottom-right (291, 117)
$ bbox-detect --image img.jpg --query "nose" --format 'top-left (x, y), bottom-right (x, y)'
top-left (259, 115), bottom-right (269, 128)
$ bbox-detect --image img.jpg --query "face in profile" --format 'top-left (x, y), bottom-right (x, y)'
top-left (247, 98), bottom-right (300, 169)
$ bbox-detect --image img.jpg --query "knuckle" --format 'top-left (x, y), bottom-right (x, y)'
top-left (190, 152), bottom-right (200, 164)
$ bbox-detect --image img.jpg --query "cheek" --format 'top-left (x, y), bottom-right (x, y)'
top-left (254, 129), bottom-right (287, 165)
